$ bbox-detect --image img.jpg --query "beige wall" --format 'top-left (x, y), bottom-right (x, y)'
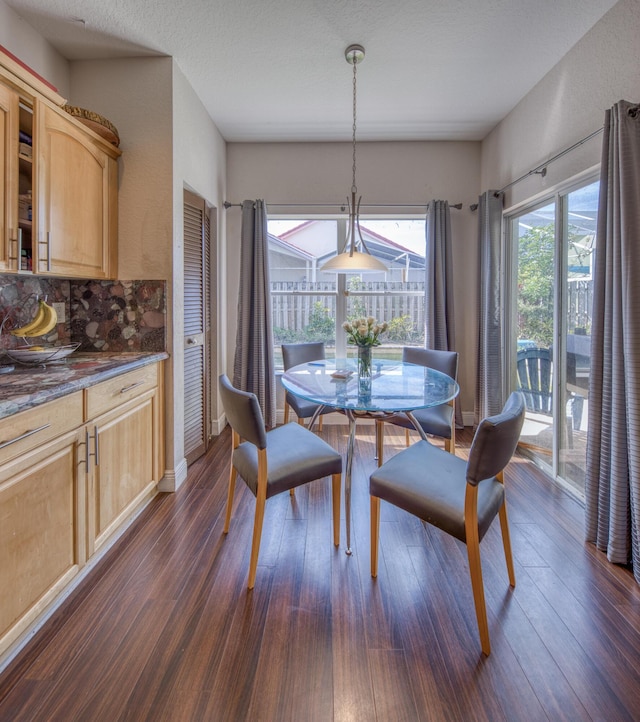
top-left (0, 1), bottom-right (69, 96)
top-left (172, 62), bottom-right (228, 456)
top-left (481, 0), bottom-right (640, 209)
top-left (226, 141), bottom-right (481, 420)
top-left (69, 58), bottom-right (228, 489)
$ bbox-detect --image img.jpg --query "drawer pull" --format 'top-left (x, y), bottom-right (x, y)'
top-left (119, 380), bottom-right (145, 394)
top-left (0, 423), bottom-right (51, 450)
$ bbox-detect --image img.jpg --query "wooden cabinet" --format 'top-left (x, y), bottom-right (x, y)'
top-left (35, 102), bottom-right (119, 278)
top-left (0, 361), bottom-right (164, 662)
top-left (0, 81), bottom-right (20, 272)
top-left (0, 58), bottom-right (120, 279)
top-left (85, 365), bottom-right (164, 555)
top-left (0, 393), bottom-right (85, 654)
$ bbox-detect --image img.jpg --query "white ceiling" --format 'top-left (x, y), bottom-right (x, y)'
top-left (5, 0), bottom-right (619, 143)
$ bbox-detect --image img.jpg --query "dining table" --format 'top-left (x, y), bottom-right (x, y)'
top-left (281, 356), bottom-right (459, 554)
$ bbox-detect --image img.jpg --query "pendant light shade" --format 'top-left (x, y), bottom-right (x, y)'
top-left (320, 45), bottom-right (388, 274)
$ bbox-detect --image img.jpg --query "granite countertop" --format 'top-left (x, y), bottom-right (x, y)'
top-left (0, 351), bottom-right (168, 420)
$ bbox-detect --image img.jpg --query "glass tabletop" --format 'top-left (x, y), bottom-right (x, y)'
top-left (281, 358), bottom-right (459, 413)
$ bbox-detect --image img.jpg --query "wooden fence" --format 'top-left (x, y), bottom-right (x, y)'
top-left (271, 281), bottom-right (426, 345)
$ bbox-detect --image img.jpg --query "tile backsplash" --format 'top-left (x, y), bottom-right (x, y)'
top-left (0, 275), bottom-right (166, 352)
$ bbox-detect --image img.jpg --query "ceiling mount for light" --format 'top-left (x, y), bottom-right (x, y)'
top-left (320, 45), bottom-right (388, 273)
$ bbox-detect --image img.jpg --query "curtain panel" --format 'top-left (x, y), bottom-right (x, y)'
top-left (233, 199), bottom-right (277, 428)
top-left (425, 200), bottom-right (462, 427)
top-left (475, 191), bottom-right (505, 423)
top-left (585, 100), bottom-right (640, 582)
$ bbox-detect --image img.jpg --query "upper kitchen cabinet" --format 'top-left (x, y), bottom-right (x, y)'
top-left (0, 82), bottom-right (20, 272)
top-left (0, 52), bottom-right (121, 279)
top-left (36, 101), bottom-right (120, 279)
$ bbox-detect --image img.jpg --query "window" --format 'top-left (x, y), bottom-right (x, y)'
top-left (268, 218), bottom-right (426, 368)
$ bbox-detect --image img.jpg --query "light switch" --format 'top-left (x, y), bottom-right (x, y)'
top-left (52, 302), bottom-right (66, 323)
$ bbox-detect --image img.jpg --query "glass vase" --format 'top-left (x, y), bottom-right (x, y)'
top-left (357, 345), bottom-right (372, 399)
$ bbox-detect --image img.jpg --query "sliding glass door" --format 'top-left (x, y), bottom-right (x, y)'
top-left (509, 179), bottom-right (598, 495)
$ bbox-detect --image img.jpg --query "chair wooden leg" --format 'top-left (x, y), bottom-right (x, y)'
top-left (370, 496), bottom-right (381, 577)
top-left (248, 489), bottom-right (267, 590)
top-left (297, 417), bottom-right (304, 426)
top-left (318, 415), bottom-right (324, 432)
top-left (284, 403), bottom-right (290, 425)
top-left (223, 466), bottom-right (237, 534)
top-left (498, 502), bottom-right (516, 587)
top-left (404, 428), bottom-right (410, 447)
top-left (465, 485), bottom-right (491, 655)
top-left (332, 472), bottom-right (341, 546)
top-left (375, 420), bottom-right (384, 467)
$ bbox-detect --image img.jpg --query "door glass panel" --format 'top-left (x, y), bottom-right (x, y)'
top-left (514, 201), bottom-right (556, 464)
top-left (558, 181), bottom-right (598, 493)
top-left (511, 180), bottom-right (598, 496)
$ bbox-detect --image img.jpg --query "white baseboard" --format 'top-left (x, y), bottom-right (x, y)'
top-left (158, 457), bottom-right (188, 492)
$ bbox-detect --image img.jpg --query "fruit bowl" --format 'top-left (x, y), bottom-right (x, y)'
top-left (6, 343), bottom-right (80, 366)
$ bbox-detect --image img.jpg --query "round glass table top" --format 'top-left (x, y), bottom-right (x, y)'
top-left (281, 357), bottom-right (459, 414)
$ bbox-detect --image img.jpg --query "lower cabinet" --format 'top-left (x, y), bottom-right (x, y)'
top-left (0, 361), bottom-right (164, 662)
top-left (0, 426), bottom-right (85, 655)
top-left (87, 388), bottom-right (161, 556)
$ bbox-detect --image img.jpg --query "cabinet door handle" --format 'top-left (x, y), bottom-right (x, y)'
top-left (119, 380), bottom-right (144, 394)
top-left (47, 232), bottom-right (52, 272)
top-left (94, 425), bottom-right (100, 466)
top-left (86, 426), bottom-right (100, 467)
top-left (17, 228), bottom-right (23, 267)
top-left (0, 423), bottom-right (51, 451)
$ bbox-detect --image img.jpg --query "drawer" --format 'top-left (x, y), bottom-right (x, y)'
top-left (0, 392), bottom-right (84, 465)
top-left (84, 364), bottom-right (159, 420)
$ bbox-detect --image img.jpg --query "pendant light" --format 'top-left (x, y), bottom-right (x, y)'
top-left (320, 45), bottom-right (388, 273)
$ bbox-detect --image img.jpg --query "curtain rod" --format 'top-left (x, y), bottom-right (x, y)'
top-left (495, 126), bottom-right (604, 196)
top-left (223, 201), bottom-right (462, 210)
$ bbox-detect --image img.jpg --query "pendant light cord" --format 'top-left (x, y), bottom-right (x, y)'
top-left (351, 55), bottom-right (358, 195)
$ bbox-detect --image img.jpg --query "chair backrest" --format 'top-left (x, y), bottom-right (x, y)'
top-left (466, 392), bottom-right (525, 486)
top-left (516, 347), bottom-right (552, 414)
top-left (219, 375), bottom-right (267, 449)
top-left (282, 342), bottom-right (326, 371)
top-left (402, 347), bottom-right (458, 381)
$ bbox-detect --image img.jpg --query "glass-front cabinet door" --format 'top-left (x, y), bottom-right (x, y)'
top-left (509, 179), bottom-right (598, 496)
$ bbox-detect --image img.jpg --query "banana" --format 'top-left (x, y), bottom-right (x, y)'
top-left (10, 300), bottom-right (58, 337)
top-left (10, 300), bottom-right (47, 337)
top-left (32, 302), bottom-right (58, 337)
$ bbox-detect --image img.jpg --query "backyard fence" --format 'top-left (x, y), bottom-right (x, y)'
top-left (271, 281), bottom-right (426, 345)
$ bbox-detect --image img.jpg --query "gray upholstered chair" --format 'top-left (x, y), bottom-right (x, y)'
top-left (370, 391), bottom-right (525, 655)
top-left (375, 347), bottom-right (459, 465)
top-left (282, 342), bottom-right (339, 431)
top-left (219, 374), bottom-right (342, 589)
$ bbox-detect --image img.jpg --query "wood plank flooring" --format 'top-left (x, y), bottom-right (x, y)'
top-left (1, 423), bottom-right (639, 721)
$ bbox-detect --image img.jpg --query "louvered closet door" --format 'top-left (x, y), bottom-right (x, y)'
top-left (183, 190), bottom-right (211, 464)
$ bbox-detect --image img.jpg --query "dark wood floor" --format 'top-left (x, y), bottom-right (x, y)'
top-left (1, 423), bottom-right (639, 721)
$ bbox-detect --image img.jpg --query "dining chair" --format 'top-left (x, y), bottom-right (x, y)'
top-left (370, 391), bottom-right (525, 655)
top-left (219, 374), bottom-right (342, 589)
top-left (282, 342), bottom-right (338, 431)
top-left (375, 347), bottom-right (458, 465)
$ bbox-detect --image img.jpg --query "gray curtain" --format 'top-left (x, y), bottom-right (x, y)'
top-left (425, 200), bottom-right (462, 427)
top-left (475, 190), bottom-right (505, 423)
top-left (233, 199), bottom-right (276, 428)
top-left (585, 100), bottom-right (640, 583)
